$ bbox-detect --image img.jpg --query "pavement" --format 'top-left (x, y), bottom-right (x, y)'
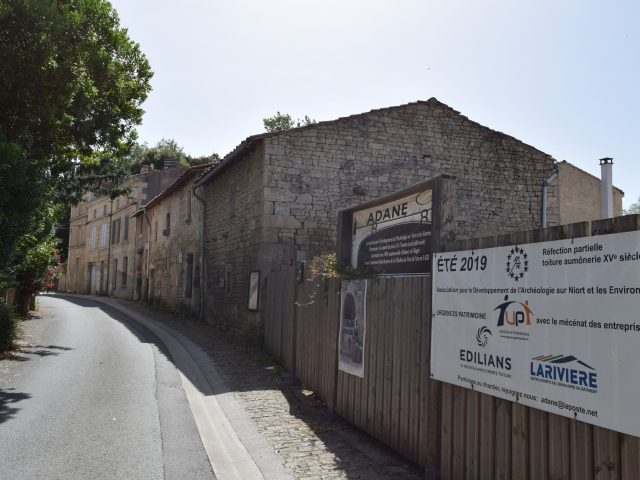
top-left (2, 294), bottom-right (423, 480)
top-left (0, 294), bottom-right (215, 480)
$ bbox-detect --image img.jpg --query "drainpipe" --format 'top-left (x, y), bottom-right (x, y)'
top-left (193, 185), bottom-right (206, 321)
top-left (542, 168), bottom-right (559, 228)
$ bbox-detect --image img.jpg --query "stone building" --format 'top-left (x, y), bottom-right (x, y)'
top-left (65, 165), bottom-right (186, 297)
top-left (133, 163), bottom-right (211, 314)
top-left (544, 160), bottom-right (624, 224)
top-left (194, 98), bottom-right (561, 337)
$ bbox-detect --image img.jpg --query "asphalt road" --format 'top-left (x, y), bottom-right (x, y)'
top-left (0, 295), bottom-right (215, 480)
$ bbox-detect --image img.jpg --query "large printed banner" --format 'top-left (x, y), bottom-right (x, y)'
top-left (431, 230), bottom-right (640, 436)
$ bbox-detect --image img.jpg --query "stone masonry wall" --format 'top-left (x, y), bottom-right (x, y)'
top-left (261, 99), bottom-right (557, 266)
top-left (200, 144), bottom-right (265, 336)
top-left (556, 161), bottom-right (624, 224)
top-left (146, 178), bottom-right (202, 315)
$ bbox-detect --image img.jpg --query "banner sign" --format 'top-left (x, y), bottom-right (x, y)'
top-left (431, 230), bottom-right (640, 436)
top-left (339, 280), bottom-right (367, 377)
top-left (350, 188), bottom-right (432, 274)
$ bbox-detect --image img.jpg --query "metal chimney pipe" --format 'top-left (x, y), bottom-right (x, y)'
top-left (600, 157), bottom-right (614, 218)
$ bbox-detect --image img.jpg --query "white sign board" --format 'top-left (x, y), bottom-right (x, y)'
top-left (431, 230), bottom-right (640, 436)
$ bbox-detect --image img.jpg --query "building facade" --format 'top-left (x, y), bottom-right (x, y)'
top-left (134, 164), bottom-right (210, 314)
top-left (194, 98), bottom-right (560, 337)
top-left (65, 165), bottom-right (187, 297)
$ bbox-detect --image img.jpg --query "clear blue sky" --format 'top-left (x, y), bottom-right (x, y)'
top-left (110, 0), bottom-right (639, 208)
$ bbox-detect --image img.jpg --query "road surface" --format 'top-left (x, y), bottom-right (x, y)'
top-left (0, 295), bottom-right (215, 480)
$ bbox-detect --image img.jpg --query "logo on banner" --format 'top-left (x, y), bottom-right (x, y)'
top-left (476, 326), bottom-right (492, 347)
top-left (506, 246), bottom-right (528, 281)
top-left (530, 354), bottom-right (597, 393)
top-left (494, 295), bottom-right (533, 327)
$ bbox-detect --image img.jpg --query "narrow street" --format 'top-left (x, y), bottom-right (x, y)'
top-left (0, 295), bottom-right (215, 480)
top-left (0, 295), bottom-right (422, 480)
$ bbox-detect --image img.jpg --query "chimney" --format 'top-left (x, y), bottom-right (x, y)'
top-left (164, 157), bottom-right (180, 169)
top-left (600, 157), bottom-right (614, 219)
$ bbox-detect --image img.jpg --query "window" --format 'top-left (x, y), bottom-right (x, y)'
top-left (122, 257), bottom-right (128, 287)
top-left (186, 190), bottom-right (192, 220)
top-left (91, 226), bottom-right (97, 249)
top-left (166, 212), bottom-right (171, 229)
top-left (100, 223), bottom-right (107, 248)
top-left (103, 205), bottom-right (107, 216)
top-left (154, 221), bottom-right (158, 241)
top-left (111, 219), bottom-right (121, 244)
top-left (111, 259), bottom-right (118, 290)
top-left (93, 208), bottom-right (97, 219)
top-left (123, 216), bottom-right (129, 241)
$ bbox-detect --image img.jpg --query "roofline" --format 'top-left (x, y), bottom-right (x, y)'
top-left (195, 97), bottom-right (559, 188)
top-left (557, 160), bottom-right (624, 195)
top-left (142, 163), bottom-right (215, 211)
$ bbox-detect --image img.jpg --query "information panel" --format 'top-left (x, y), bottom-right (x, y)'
top-left (431, 230), bottom-right (640, 436)
top-left (351, 188), bottom-right (432, 274)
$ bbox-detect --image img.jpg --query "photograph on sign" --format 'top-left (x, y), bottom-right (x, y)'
top-left (338, 279), bottom-right (367, 377)
top-left (351, 188), bottom-right (432, 275)
top-left (431, 229), bottom-right (640, 436)
top-left (248, 271), bottom-right (260, 311)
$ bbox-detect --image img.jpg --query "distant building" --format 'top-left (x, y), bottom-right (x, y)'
top-left (65, 165), bottom-right (186, 297)
top-left (544, 160), bottom-right (624, 225)
top-left (133, 163), bottom-right (211, 314)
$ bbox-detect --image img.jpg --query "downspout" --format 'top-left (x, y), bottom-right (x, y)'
top-left (542, 168), bottom-right (559, 228)
top-left (193, 185), bottom-right (206, 321)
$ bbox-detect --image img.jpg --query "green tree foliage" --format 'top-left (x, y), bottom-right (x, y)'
top-left (263, 112), bottom-right (316, 133)
top-left (0, 0), bottom-right (152, 287)
top-left (625, 197), bottom-right (640, 215)
top-left (126, 139), bottom-right (220, 172)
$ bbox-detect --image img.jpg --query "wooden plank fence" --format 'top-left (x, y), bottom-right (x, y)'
top-left (437, 215), bottom-right (640, 480)
top-left (261, 214), bottom-right (640, 479)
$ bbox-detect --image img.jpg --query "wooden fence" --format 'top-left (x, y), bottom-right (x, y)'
top-left (437, 215), bottom-right (640, 480)
top-left (262, 266), bottom-right (296, 372)
top-left (261, 214), bottom-right (640, 479)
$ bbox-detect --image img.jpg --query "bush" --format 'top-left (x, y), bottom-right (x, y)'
top-left (0, 300), bottom-right (19, 353)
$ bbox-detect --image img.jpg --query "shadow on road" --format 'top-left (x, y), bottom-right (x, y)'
top-left (48, 293), bottom-right (422, 480)
top-left (0, 388), bottom-right (31, 424)
top-left (3, 345), bottom-right (74, 363)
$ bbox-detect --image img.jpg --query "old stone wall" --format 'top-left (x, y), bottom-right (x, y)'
top-left (261, 99), bottom-right (557, 266)
top-left (200, 144), bottom-right (265, 337)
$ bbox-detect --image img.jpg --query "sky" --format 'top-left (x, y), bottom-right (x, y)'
top-left (110, 0), bottom-right (639, 208)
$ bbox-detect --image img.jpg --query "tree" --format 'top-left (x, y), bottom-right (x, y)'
top-left (0, 0), bottom-right (152, 282)
top-left (263, 112), bottom-right (316, 133)
top-left (625, 197), bottom-right (640, 215)
top-left (125, 139), bottom-right (220, 172)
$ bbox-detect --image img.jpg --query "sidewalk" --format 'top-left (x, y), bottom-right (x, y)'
top-left (101, 296), bottom-right (422, 480)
